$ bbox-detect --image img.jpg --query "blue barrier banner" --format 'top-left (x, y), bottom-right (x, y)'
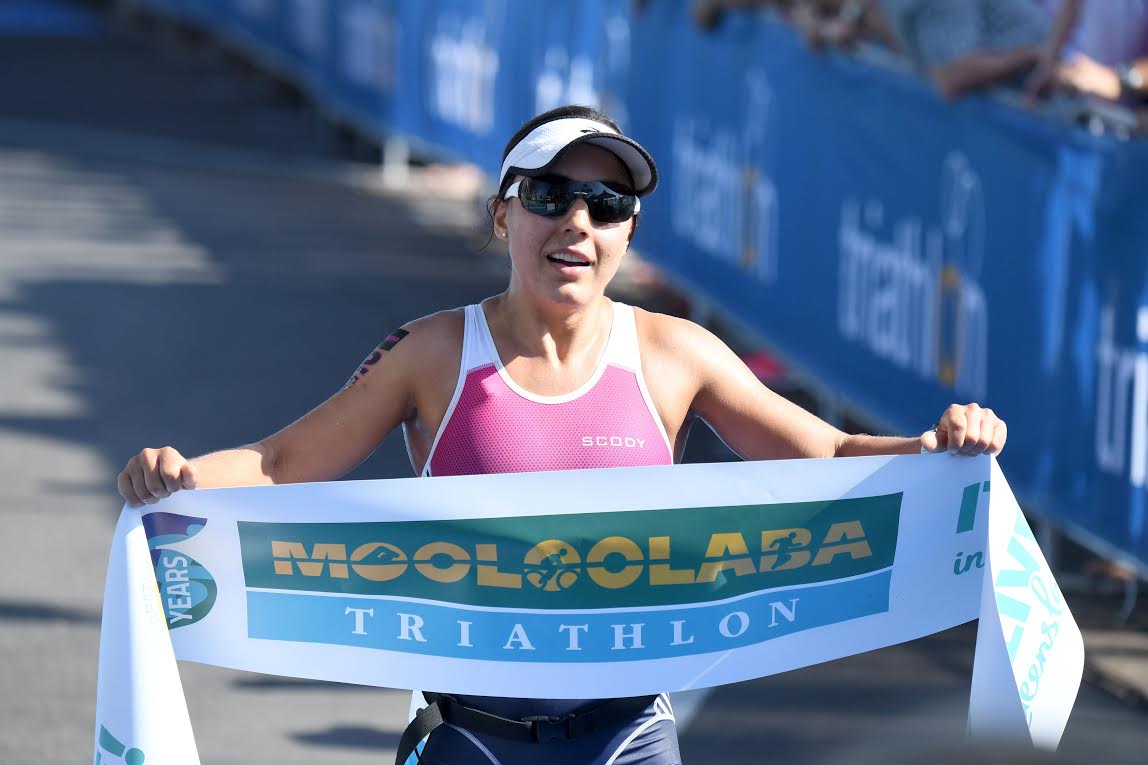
top-left (0, 0), bottom-right (104, 35)
top-left (321, 0), bottom-right (398, 135)
top-left (625, 5), bottom-right (1148, 568)
top-left (109, 1), bottom-right (1148, 567)
top-left (1048, 136), bottom-right (1148, 566)
top-left (382, 0), bottom-right (632, 171)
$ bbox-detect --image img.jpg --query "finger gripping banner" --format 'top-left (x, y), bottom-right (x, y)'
top-left (93, 455), bottom-right (1082, 763)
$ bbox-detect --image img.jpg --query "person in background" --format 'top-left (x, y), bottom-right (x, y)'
top-left (788, 0), bottom-right (899, 50)
top-left (692, 0), bottom-right (795, 29)
top-left (788, 0), bottom-right (1084, 101)
top-left (688, 0), bottom-right (892, 44)
top-left (1026, 0), bottom-right (1148, 108)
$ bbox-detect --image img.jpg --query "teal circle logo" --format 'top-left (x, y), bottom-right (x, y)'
top-left (143, 512), bottom-right (217, 629)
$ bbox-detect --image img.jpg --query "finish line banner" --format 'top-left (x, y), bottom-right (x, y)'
top-left (94, 455), bottom-right (1082, 762)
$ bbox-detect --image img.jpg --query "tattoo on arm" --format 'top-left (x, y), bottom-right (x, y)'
top-left (380, 329), bottom-right (410, 351)
top-left (345, 328), bottom-right (409, 387)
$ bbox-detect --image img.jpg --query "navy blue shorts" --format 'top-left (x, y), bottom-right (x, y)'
top-left (413, 693), bottom-right (681, 765)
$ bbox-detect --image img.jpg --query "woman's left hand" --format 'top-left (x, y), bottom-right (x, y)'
top-left (919, 403), bottom-right (1006, 456)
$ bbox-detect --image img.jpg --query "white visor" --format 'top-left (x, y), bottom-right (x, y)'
top-left (499, 116), bottom-right (658, 196)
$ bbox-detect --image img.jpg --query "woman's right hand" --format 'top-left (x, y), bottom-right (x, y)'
top-left (117, 447), bottom-right (198, 507)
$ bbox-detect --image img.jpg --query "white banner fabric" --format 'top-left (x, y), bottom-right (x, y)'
top-left (93, 454), bottom-right (1083, 763)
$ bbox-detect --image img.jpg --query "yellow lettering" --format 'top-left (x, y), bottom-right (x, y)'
top-left (271, 541), bottom-right (348, 578)
top-left (696, 533), bottom-right (755, 583)
top-left (812, 521), bottom-right (872, 565)
top-left (414, 542), bottom-right (472, 583)
top-left (349, 542), bottom-right (408, 581)
top-left (476, 543), bottom-right (521, 588)
top-left (587, 536), bottom-right (643, 589)
top-left (648, 536), bottom-right (695, 585)
top-left (759, 529), bottom-right (812, 572)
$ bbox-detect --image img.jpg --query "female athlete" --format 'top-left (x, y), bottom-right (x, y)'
top-left (117, 105), bottom-right (1007, 765)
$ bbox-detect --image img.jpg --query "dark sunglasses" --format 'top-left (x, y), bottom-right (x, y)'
top-left (503, 175), bottom-right (640, 224)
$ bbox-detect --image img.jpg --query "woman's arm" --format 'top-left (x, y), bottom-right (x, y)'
top-left (115, 313), bottom-right (453, 506)
top-left (640, 312), bottom-right (1005, 461)
top-left (834, 402), bottom-right (1006, 456)
top-left (641, 313), bottom-right (847, 460)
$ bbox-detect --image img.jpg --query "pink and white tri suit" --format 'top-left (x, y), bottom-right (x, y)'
top-left (422, 301), bottom-right (673, 477)
top-left (414, 301), bottom-right (682, 765)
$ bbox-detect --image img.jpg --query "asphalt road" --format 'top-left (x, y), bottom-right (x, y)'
top-left (2, 7), bottom-right (1147, 764)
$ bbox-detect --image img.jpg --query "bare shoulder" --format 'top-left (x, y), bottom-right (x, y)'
top-left (632, 305), bottom-right (758, 402)
top-left (400, 308), bottom-right (464, 347)
top-left (343, 307), bottom-right (463, 392)
top-left (630, 307), bottom-right (735, 415)
top-left (392, 307), bottom-right (459, 374)
top-left (632, 306), bottom-right (727, 362)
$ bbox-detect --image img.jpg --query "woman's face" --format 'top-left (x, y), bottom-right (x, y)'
top-left (495, 143), bottom-right (636, 310)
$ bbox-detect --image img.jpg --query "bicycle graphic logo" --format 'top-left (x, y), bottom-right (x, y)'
top-left (523, 540), bottom-right (582, 591)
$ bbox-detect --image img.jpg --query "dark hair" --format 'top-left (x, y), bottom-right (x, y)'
top-left (485, 104), bottom-right (640, 246)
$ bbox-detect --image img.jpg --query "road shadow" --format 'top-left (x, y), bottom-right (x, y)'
top-left (0, 599), bottom-right (101, 624)
top-left (292, 725), bottom-right (401, 750)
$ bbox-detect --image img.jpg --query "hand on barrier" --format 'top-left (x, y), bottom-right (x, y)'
top-left (117, 446), bottom-right (198, 507)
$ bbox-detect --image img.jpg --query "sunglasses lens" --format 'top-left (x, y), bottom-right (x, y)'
top-left (518, 177), bottom-right (636, 224)
top-left (586, 188), bottom-right (634, 224)
top-left (518, 178), bottom-right (575, 217)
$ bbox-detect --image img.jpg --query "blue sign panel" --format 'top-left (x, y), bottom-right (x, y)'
top-left (626, 7), bottom-right (1148, 567)
top-left (110, 0), bottom-right (1148, 567)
